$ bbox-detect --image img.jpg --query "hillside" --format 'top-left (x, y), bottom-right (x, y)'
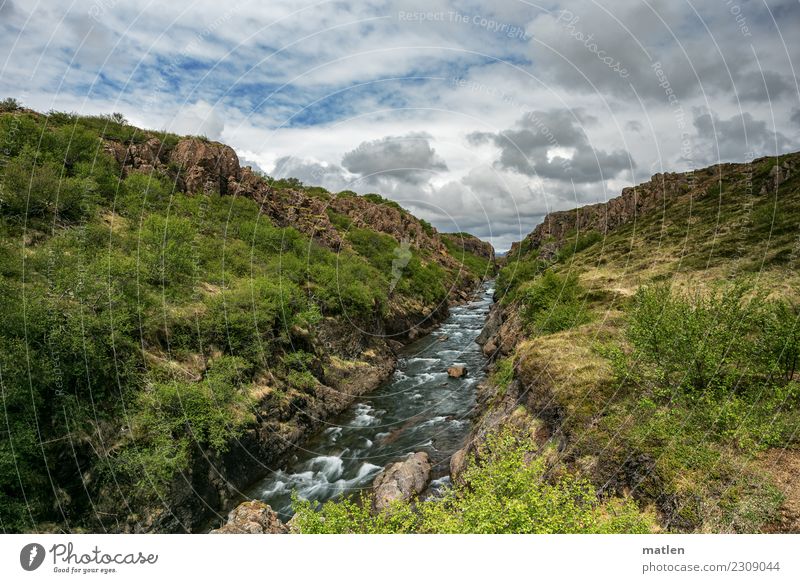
top-left (286, 152), bottom-right (800, 534)
top-left (466, 152), bottom-right (800, 533)
top-left (0, 105), bottom-right (495, 533)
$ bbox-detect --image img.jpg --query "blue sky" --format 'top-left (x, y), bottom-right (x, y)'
top-left (1, 0), bottom-right (799, 250)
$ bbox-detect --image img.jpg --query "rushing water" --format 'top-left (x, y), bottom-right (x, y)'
top-left (246, 281), bottom-right (495, 520)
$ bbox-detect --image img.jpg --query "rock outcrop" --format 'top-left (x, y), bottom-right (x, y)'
top-left (508, 155), bottom-right (799, 259)
top-left (210, 500), bottom-right (288, 534)
top-left (442, 232), bottom-right (496, 263)
top-left (171, 138), bottom-right (241, 195)
top-left (372, 452), bottom-right (432, 512)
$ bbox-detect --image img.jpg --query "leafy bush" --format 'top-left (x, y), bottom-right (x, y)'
top-left (624, 283), bottom-right (797, 395)
top-left (517, 270), bottom-right (590, 335)
top-left (496, 256), bottom-right (547, 302)
top-left (617, 282), bottom-right (800, 452)
top-left (292, 429), bottom-right (655, 533)
top-left (490, 357), bottom-right (515, 395)
top-left (0, 97), bottom-right (20, 112)
top-left (117, 356), bottom-right (254, 493)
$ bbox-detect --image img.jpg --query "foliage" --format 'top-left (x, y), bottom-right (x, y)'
top-left (496, 256), bottom-right (547, 302)
top-left (292, 429), bottom-right (655, 534)
top-left (346, 227), bottom-right (447, 305)
top-left (517, 270), bottom-right (590, 335)
top-left (441, 234), bottom-right (492, 279)
top-left (490, 357), bottom-right (515, 395)
top-left (0, 97), bottom-right (20, 112)
top-left (114, 356), bottom-right (255, 495)
top-left (624, 283), bottom-right (798, 396)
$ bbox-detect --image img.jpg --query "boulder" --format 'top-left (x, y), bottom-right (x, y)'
top-left (447, 365), bottom-right (468, 378)
top-left (372, 452), bottom-right (432, 512)
top-left (210, 500), bottom-right (288, 534)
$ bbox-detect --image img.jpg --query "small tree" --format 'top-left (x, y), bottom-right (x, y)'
top-left (0, 97), bottom-right (20, 112)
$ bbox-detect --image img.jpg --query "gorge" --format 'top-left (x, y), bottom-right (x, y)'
top-left (1, 103), bottom-right (799, 535)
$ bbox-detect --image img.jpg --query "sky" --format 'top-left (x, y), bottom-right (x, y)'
top-left (1, 0), bottom-right (799, 251)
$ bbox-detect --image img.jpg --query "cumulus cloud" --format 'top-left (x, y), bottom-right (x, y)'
top-left (1, 0), bottom-right (797, 251)
top-left (271, 156), bottom-right (352, 192)
top-left (691, 110), bottom-right (792, 163)
top-left (342, 132), bottom-right (448, 186)
top-left (469, 109), bottom-right (634, 184)
top-left (170, 100), bottom-right (225, 140)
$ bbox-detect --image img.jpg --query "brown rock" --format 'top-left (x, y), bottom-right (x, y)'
top-left (447, 365), bottom-right (468, 378)
top-left (449, 446), bottom-right (469, 485)
top-left (372, 452), bottom-right (432, 512)
top-left (210, 500), bottom-right (288, 534)
top-left (170, 138), bottom-right (241, 195)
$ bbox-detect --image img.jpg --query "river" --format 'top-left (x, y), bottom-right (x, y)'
top-left (245, 281), bottom-right (495, 520)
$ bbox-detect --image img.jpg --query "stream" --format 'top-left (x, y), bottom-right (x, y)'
top-left (246, 281), bottom-right (495, 520)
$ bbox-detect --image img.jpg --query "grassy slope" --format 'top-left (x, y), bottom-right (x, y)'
top-left (491, 153), bottom-right (800, 532)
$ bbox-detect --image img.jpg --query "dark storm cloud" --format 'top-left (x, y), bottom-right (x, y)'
top-left (342, 132), bottom-right (448, 185)
top-left (469, 109), bottom-right (634, 184)
top-left (692, 110), bottom-right (792, 163)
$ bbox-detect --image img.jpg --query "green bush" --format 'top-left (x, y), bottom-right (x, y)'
top-left (0, 97), bottom-right (20, 112)
top-left (496, 256), bottom-right (547, 302)
top-left (116, 356), bottom-right (254, 493)
top-left (618, 283), bottom-right (800, 451)
top-left (292, 429), bottom-right (654, 533)
top-left (623, 283), bottom-right (797, 395)
top-left (517, 270), bottom-right (590, 335)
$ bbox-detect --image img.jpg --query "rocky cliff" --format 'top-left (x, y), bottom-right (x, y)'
top-left (508, 155), bottom-right (796, 260)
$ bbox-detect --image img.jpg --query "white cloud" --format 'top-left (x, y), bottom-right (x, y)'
top-left (1, 0), bottom-right (797, 251)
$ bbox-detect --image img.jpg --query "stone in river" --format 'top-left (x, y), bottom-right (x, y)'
top-left (447, 365), bottom-right (468, 378)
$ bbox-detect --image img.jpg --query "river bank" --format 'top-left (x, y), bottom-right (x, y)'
top-left (212, 281), bottom-right (495, 526)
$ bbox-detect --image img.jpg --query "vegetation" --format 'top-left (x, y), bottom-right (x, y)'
top-left (440, 233), bottom-right (494, 280)
top-left (292, 429), bottom-right (655, 533)
top-left (476, 154), bottom-right (800, 533)
top-left (516, 270), bottom-right (591, 335)
top-left (0, 108), bottom-right (486, 532)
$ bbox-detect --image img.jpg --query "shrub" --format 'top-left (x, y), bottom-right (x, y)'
top-left (623, 283), bottom-right (792, 395)
top-left (490, 356), bottom-right (515, 395)
top-left (496, 256), bottom-right (547, 302)
top-left (292, 429), bottom-right (655, 533)
top-left (0, 97), bottom-right (20, 112)
top-left (618, 282), bottom-right (800, 452)
top-left (517, 270), bottom-right (590, 335)
top-left (118, 356), bottom-right (254, 493)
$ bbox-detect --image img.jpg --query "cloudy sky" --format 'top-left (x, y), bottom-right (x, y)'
top-left (1, 0), bottom-right (799, 250)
